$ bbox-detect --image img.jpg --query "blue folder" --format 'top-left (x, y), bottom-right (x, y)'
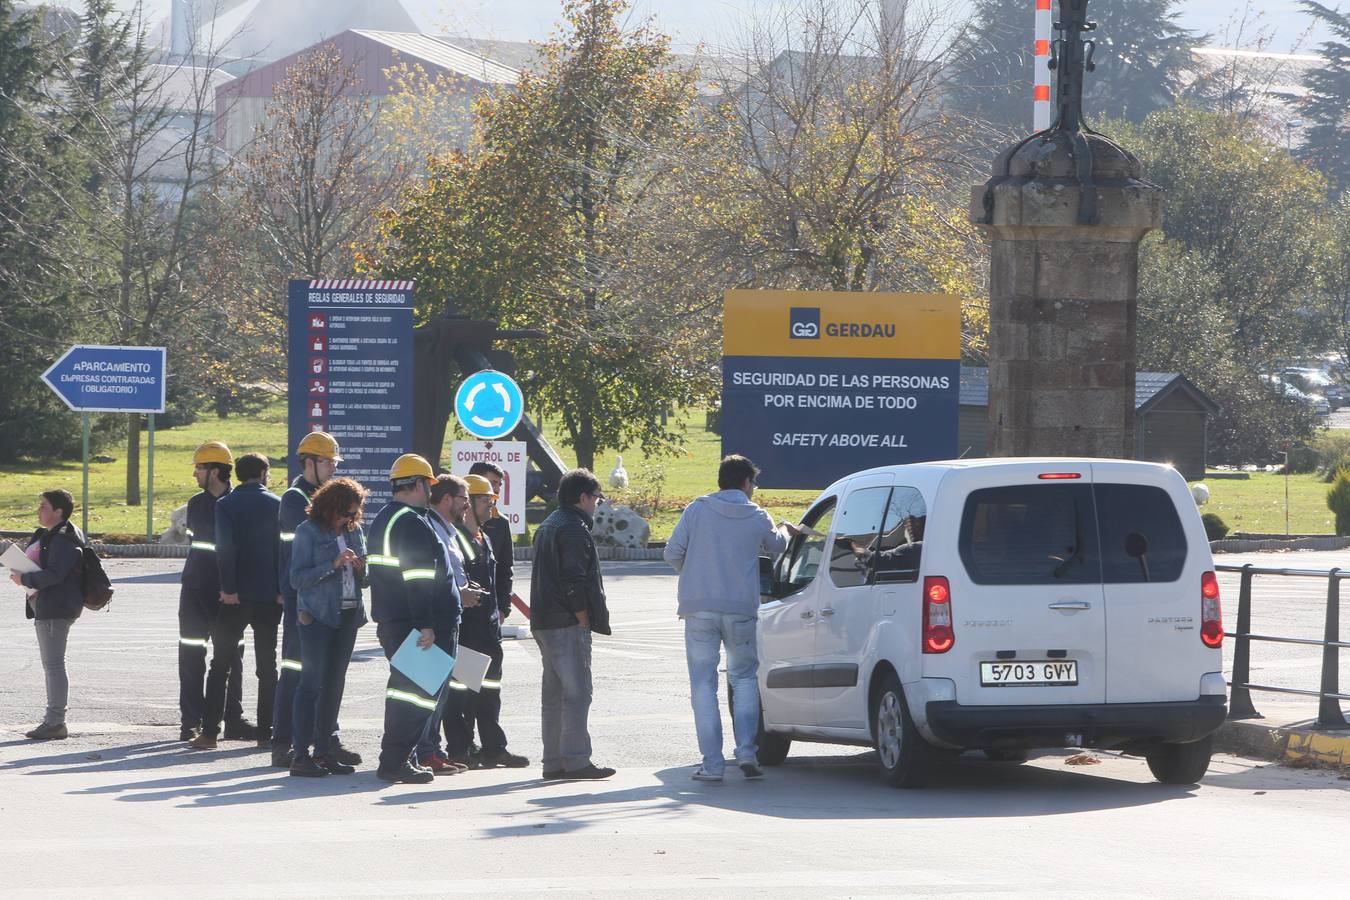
top-left (390, 629), bottom-right (456, 696)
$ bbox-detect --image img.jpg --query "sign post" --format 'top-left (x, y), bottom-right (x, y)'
top-left (41, 345), bottom-right (167, 536)
top-left (720, 291), bottom-right (960, 489)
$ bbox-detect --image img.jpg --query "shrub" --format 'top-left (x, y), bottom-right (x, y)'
top-left (1327, 468), bottom-right (1350, 536)
top-left (1312, 430), bottom-right (1350, 481)
top-left (1201, 513), bottom-right (1229, 541)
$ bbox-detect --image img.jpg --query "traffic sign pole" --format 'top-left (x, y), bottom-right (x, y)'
top-left (81, 413), bottom-right (90, 536)
top-left (147, 413), bottom-right (155, 540)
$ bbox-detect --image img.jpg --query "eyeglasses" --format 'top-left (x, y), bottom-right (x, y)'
top-left (340, 509), bottom-right (360, 520)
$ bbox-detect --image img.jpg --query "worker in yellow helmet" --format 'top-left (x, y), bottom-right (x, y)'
top-left (178, 441), bottom-right (250, 743)
top-left (367, 453), bottom-right (461, 783)
top-left (270, 432), bottom-right (360, 769)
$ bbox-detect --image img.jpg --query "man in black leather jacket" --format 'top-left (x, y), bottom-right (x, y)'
top-left (530, 468), bottom-right (613, 780)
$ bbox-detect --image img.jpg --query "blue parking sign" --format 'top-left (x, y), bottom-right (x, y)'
top-left (41, 345), bottom-right (166, 414)
top-left (455, 370), bottom-right (524, 440)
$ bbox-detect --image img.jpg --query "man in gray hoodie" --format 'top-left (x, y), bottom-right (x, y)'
top-left (664, 454), bottom-right (794, 781)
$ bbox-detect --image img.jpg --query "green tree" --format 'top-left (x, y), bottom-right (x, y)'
top-left (1117, 107), bottom-right (1329, 367)
top-left (0, 0), bottom-right (89, 461)
top-left (1298, 1), bottom-right (1350, 193)
top-left (367, 0), bottom-right (716, 470)
top-left (43, 1), bottom-right (237, 501)
top-left (948, 0), bottom-right (1198, 138)
top-left (1119, 107), bottom-right (1331, 461)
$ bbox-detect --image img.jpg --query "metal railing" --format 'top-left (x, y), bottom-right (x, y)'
top-left (1216, 563), bottom-right (1348, 729)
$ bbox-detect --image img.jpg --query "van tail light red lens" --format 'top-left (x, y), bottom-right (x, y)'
top-left (1037, 473), bottom-right (1081, 480)
top-left (922, 576), bottom-right (954, 653)
top-left (1200, 571), bottom-right (1223, 648)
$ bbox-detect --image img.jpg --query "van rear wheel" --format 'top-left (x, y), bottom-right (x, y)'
top-left (873, 672), bottom-right (935, 788)
top-left (1145, 735), bottom-right (1213, 785)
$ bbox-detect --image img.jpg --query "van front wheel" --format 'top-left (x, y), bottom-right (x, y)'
top-left (873, 672), bottom-right (935, 788)
top-left (756, 709), bottom-right (791, 766)
top-left (1145, 736), bottom-right (1213, 785)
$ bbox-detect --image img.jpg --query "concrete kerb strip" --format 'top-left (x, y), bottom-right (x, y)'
top-left (1215, 720), bottom-right (1350, 770)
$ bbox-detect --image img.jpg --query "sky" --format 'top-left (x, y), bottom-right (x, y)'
top-left (56, 1), bottom-right (1341, 55)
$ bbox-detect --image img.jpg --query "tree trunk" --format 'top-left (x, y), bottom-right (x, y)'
top-left (126, 413), bottom-right (141, 506)
top-left (576, 413), bottom-right (595, 473)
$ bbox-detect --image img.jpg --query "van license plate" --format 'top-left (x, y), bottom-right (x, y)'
top-left (980, 661), bottom-right (1078, 686)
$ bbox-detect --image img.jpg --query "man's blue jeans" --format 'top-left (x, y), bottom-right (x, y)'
top-left (683, 613), bottom-right (759, 774)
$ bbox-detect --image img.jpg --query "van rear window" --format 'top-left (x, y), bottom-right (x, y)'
top-left (958, 482), bottom-right (1190, 585)
top-left (959, 485), bottom-right (1100, 585)
top-left (1094, 484), bottom-right (1187, 583)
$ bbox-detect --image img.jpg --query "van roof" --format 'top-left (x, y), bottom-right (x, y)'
top-left (818, 457), bottom-right (1177, 496)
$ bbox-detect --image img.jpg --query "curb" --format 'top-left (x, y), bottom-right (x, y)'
top-left (1215, 719), bottom-right (1350, 768)
top-left (1211, 536), bottom-right (1350, 553)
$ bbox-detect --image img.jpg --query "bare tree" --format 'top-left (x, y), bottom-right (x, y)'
top-left (0, 1), bottom-right (246, 503)
top-left (221, 43), bottom-right (414, 281)
top-left (682, 0), bottom-right (988, 355)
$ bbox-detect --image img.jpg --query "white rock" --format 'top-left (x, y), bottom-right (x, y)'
top-left (591, 499), bottom-right (649, 549)
top-left (1190, 483), bottom-right (1210, 507)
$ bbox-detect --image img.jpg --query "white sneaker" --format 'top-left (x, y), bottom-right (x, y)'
top-left (691, 767), bottom-right (724, 782)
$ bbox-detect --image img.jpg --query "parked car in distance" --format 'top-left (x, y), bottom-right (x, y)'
top-left (1263, 374), bottom-right (1331, 416)
top-left (757, 458), bottom-right (1226, 788)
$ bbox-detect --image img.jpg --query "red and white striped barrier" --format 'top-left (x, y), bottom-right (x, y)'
top-left (1034, 0), bottom-right (1052, 131)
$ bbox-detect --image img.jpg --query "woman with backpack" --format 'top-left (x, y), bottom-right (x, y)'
top-left (287, 477), bottom-right (369, 776)
top-left (8, 489), bottom-right (85, 740)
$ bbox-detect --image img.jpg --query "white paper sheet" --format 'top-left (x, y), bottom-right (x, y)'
top-left (3, 542), bottom-right (40, 599)
top-left (451, 645), bottom-right (492, 692)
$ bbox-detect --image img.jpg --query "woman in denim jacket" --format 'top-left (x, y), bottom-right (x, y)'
top-left (288, 477), bottom-right (369, 777)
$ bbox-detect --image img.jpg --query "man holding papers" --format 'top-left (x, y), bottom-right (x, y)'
top-left (367, 454), bottom-right (461, 785)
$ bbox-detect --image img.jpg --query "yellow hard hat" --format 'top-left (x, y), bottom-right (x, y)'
top-left (389, 453), bottom-right (435, 481)
top-left (193, 441), bottom-right (234, 466)
top-left (464, 474), bottom-right (497, 498)
top-left (296, 431), bottom-right (341, 461)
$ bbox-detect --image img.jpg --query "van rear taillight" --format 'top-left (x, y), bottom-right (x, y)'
top-left (922, 576), bottom-right (954, 653)
top-left (1200, 571), bottom-right (1223, 648)
top-left (1038, 472), bottom-right (1081, 479)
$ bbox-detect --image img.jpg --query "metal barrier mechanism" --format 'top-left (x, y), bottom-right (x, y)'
top-left (1216, 563), bottom-right (1348, 729)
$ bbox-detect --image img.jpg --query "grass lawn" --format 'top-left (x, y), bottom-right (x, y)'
top-left (0, 401), bottom-right (1335, 541)
top-left (1197, 471), bottom-right (1335, 536)
top-left (0, 404), bottom-right (819, 541)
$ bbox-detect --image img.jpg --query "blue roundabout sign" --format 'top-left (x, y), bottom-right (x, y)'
top-left (454, 370), bottom-right (525, 440)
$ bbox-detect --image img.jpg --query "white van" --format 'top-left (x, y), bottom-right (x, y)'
top-left (756, 458), bottom-right (1227, 788)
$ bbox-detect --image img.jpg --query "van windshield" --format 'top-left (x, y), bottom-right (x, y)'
top-left (959, 484), bottom-right (1100, 585)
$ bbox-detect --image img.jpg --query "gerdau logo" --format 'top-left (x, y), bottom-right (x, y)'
top-left (789, 307), bottom-right (820, 339)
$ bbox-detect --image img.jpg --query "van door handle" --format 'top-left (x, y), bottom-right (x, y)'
top-left (1048, 601), bottom-right (1092, 611)
top-left (800, 609), bottom-right (815, 619)
top-left (819, 607), bottom-right (835, 617)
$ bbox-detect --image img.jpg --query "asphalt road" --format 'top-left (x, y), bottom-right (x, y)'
top-left (1, 553), bottom-right (1346, 897)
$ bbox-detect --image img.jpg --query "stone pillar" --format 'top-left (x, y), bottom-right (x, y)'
top-left (970, 131), bottom-right (1162, 459)
top-left (970, 0), bottom-right (1163, 461)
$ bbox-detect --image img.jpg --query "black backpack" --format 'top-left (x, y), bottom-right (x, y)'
top-left (55, 530), bottom-right (114, 611)
top-left (79, 545), bottom-right (114, 611)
